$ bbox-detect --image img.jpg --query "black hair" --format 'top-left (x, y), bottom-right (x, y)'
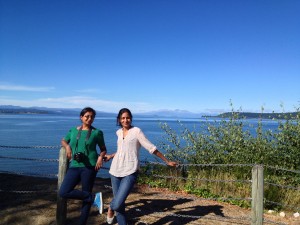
top-left (80, 107), bottom-right (96, 117)
top-left (116, 108), bottom-right (133, 127)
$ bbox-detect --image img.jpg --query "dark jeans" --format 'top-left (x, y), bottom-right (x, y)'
top-left (110, 172), bottom-right (138, 225)
top-left (59, 166), bottom-right (97, 225)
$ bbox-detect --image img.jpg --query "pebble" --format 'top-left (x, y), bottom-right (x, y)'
top-left (293, 212), bottom-right (299, 218)
top-left (279, 212), bottom-right (285, 217)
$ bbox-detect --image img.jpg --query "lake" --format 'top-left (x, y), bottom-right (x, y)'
top-left (0, 114), bottom-right (280, 178)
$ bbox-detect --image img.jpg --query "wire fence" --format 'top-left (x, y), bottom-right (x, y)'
top-left (0, 145), bottom-right (299, 225)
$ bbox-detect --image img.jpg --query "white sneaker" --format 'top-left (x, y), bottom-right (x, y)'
top-left (93, 192), bottom-right (103, 214)
top-left (107, 208), bottom-right (115, 224)
top-left (107, 215), bottom-right (114, 224)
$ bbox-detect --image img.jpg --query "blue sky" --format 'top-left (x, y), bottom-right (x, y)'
top-left (1, 0), bottom-right (299, 114)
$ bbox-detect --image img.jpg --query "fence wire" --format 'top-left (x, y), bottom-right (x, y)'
top-left (0, 145), bottom-right (61, 149)
top-left (1, 145), bottom-right (299, 225)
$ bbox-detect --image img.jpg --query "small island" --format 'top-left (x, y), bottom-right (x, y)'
top-left (207, 112), bottom-right (299, 120)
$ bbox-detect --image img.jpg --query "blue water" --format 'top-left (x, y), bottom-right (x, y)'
top-left (0, 114), bottom-right (279, 178)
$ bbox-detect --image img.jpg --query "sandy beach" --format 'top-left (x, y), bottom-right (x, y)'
top-left (0, 173), bottom-right (298, 225)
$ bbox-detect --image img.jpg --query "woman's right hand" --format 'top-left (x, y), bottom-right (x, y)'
top-left (62, 139), bottom-right (72, 160)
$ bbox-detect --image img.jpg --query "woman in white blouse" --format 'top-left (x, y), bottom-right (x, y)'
top-left (104, 108), bottom-right (178, 225)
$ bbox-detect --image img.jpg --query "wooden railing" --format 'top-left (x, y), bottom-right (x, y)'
top-left (56, 147), bottom-right (68, 225)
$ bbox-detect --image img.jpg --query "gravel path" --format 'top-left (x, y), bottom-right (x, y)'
top-left (0, 173), bottom-right (298, 225)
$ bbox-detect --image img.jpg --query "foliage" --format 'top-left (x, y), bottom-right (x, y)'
top-left (140, 103), bottom-right (300, 211)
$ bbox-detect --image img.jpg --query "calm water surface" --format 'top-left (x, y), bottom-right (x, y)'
top-left (0, 114), bottom-right (279, 178)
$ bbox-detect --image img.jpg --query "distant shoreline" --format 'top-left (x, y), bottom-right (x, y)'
top-left (0, 105), bottom-right (299, 120)
top-left (207, 112), bottom-right (299, 120)
top-left (2, 110), bottom-right (295, 120)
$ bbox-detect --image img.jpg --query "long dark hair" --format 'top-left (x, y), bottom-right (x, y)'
top-left (116, 108), bottom-right (133, 127)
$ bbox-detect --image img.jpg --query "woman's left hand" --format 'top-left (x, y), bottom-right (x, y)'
top-left (166, 161), bottom-right (178, 167)
top-left (103, 154), bottom-right (114, 162)
top-left (95, 157), bottom-right (103, 170)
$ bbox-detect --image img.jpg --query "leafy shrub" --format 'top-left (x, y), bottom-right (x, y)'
top-left (140, 104), bottom-right (300, 211)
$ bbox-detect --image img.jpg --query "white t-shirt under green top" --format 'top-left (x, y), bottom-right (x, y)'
top-left (109, 126), bottom-right (157, 177)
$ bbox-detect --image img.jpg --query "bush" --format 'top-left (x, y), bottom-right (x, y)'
top-left (140, 104), bottom-right (300, 211)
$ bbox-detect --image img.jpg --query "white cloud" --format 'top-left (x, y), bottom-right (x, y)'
top-left (76, 89), bottom-right (101, 94)
top-left (0, 84), bottom-right (54, 92)
top-left (0, 95), bottom-right (153, 113)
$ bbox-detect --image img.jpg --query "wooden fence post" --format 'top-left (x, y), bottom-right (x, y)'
top-left (56, 147), bottom-right (69, 225)
top-left (251, 164), bottom-right (264, 225)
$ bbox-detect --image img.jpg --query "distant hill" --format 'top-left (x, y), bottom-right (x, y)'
top-left (214, 112), bottom-right (299, 120)
top-left (0, 105), bottom-right (50, 114)
top-left (0, 105), bottom-right (203, 118)
top-left (134, 109), bottom-right (204, 119)
top-left (3, 105), bottom-right (297, 119)
top-left (0, 105), bottom-right (115, 117)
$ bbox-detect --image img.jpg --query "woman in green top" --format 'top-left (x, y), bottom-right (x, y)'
top-left (59, 107), bottom-right (107, 225)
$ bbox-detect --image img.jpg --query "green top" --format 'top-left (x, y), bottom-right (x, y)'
top-left (63, 127), bottom-right (105, 168)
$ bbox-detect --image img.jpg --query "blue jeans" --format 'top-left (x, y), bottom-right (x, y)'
top-left (59, 167), bottom-right (97, 225)
top-left (110, 172), bottom-right (138, 225)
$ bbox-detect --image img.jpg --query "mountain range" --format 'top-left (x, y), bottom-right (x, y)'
top-left (0, 105), bottom-right (205, 118)
top-left (1, 105), bottom-right (297, 119)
